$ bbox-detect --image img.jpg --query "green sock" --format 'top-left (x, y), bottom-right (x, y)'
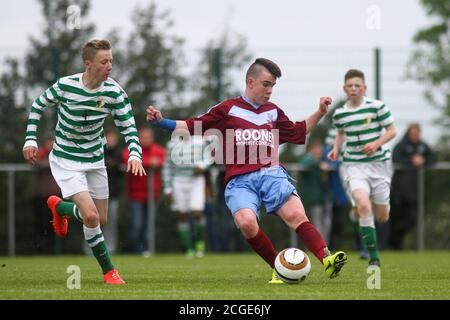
top-left (56, 201), bottom-right (83, 222)
top-left (193, 220), bottom-right (205, 247)
top-left (84, 225), bottom-right (114, 274)
top-left (178, 222), bottom-right (193, 252)
top-left (360, 226), bottom-right (379, 261)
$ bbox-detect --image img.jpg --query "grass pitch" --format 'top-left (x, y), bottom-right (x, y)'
top-left (0, 251), bottom-right (449, 300)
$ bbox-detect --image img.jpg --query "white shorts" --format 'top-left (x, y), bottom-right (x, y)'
top-left (49, 151), bottom-right (109, 199)
top-left (341, 161), bottom-right (392, 205)
top-left (172, 175), bottom-right (205, 213)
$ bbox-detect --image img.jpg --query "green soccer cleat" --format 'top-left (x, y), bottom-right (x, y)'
top-left (195, 241), bottom-right (205, 258)
top-left (186, 249), bottom-right (195, 259)
top-left (323, 251), bottom-right (347, 279)
top-left (268, 269), bottom-right (284, 284)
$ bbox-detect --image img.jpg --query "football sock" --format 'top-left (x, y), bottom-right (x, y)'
top-left (295, 221), bottom-right (328, 262)
top-left (193, 218), bottom-right (205, 246)
top-left (246, 228), bottom-right (278, 268)
top-left (178, 222), bottom-right (194, 252)
top-left (56, 201), bottom-right (83, 222)
top-left (83, 224), bottom-right (114, 274)
top-left (359, 216), bottom-right (379, 261)
top-left (194, 218), bottom-right (206, 252)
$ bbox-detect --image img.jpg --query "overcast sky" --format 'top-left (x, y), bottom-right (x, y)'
top-left (1, 0), bottom-right (443, 145)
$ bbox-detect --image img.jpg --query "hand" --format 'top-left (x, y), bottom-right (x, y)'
top-left (362, 141), bottom-right (379, 155)
top-left (319, 96), bottom-right (332, 115)
top-left (127, 159), bottom-right (147, 176)
top-left (23, 146), bottom-right (38, 165)
top-left (327, 148), bottom-right (338, 161)
top-left (319, 161), bottom-right (330, 171)
top-left (146, 106), bottom-right (163, 122)
top-left (411, 154), bottom-right (425, 167)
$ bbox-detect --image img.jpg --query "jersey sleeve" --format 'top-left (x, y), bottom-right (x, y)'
top-left (110, 89), bottom-right (142, 161)
top-left (377, 103), bottom-right (394, 128)
top-left (24, 81), bottom-right (63, 148)
top-left (276, 108), bottom-right (307, 145)
top-left (185, 103), bottom-right (227, 135)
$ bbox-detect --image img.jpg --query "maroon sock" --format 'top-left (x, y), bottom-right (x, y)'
top-left (246, 228), bottom-right (278, 268)
top-left (295, 221), bottom-right (328, 263)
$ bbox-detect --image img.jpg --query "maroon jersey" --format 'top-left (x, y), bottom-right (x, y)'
top-left (185, 96), bottom-right (306, 186)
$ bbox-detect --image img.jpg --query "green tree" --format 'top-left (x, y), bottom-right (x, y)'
top-left (25, 0), bottom-right (95, 86)
top-left (180, 31), bottom-right (252, 118)
top-left (114, 3), bottom-right (186, 128)
top-left (407, 0), bottom-right (450, 158)
top-left (0, 59), bottom-right (28, 162)
top-left (20, 0), bottom-right (95, 143)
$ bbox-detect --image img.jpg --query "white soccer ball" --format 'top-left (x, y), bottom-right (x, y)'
top-left (274, 248), bottom-right (311, 284)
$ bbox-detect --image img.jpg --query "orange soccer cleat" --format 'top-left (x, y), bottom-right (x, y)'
top-left (103, 269), bottom-right (126, 285)
top-left (47, 195), bottom-right (68, 237)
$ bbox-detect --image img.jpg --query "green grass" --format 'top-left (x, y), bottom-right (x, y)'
top-left (0, 251), bottom-right (449, 300)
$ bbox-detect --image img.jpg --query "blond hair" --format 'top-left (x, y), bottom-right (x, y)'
top-left (82, 39), bottom-right (111, 61)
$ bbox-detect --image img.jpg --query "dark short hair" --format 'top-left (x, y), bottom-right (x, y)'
top-left (246, 58), bottom-right (282, 80)
top-left (344, 69), bottom-right (365, 82)
top-left (82, 39), bottom-right (111, 61)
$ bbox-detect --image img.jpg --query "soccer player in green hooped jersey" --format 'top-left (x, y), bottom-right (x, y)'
top-left (22, 39), bottom-right (146, 284)
top-left (328, 69), bottom-right (396, 267)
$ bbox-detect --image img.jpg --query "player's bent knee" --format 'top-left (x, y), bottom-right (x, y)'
top-left (357, 202), bottom-right (371, 215)
top-left (84, 212), bottom-right (100, 226)
top-left (234, 213), bottom-right (258, 238)
top-left (285, 209), bottom-right (307, 230)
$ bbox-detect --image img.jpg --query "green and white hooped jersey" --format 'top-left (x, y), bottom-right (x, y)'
top-left (332, 98), bottom-right (394, 163)
top-left (162, 135), bottom-right (214, 194)
top-left (24, 73), bottom-right (142, 163)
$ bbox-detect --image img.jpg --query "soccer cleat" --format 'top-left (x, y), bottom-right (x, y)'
top-left (186, 249), bottom-right (195, 259)
top-left (195, 241), bottom-right (205, 258)
top-left (359, 250), bottom-right (370, 260)
top-left (323, 251), bottom-right (347, 279)
top-left (368, 259), bottom-right (381, 267)
top-left (268, 269), bottom-right (284, 284)
top-left (103, 269), bottom-right (126, 285)
top-left (47, 195), bottom-right (68, 237)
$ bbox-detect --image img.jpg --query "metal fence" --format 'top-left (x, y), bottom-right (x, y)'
top-left (1, 162), bottom-right (450, 256)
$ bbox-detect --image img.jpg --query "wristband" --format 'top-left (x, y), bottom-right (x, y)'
top-left (150, 118), bottom-right (176, 131)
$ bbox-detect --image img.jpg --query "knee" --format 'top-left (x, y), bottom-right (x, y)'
top-left (286, 209), bottom-right (307, 230)
top-left (236, 215), bottom-right (258, 238)
top-left (84, 209), bottom-right (100, 226)
top-left (356, 202), bottom-right (371, 216)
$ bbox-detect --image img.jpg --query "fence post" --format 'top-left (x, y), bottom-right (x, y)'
top-left (417, 167), bottom-right (425, 251)
top-left (8, 170), bottom-right (15, 257)
top-left (147, 169), bottom-right (156, 255)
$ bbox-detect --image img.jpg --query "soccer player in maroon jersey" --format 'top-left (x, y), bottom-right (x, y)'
top-left (147, 58), bottom-right (347, 283)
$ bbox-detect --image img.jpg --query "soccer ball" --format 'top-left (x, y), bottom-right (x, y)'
top-left (274, 248), bottom-right (311, 284)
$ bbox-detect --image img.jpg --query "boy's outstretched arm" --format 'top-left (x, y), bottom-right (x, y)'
top-left (305, 97), bottom-right (332, 134)
top-left (146, 106), bottom-right (188, 131)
